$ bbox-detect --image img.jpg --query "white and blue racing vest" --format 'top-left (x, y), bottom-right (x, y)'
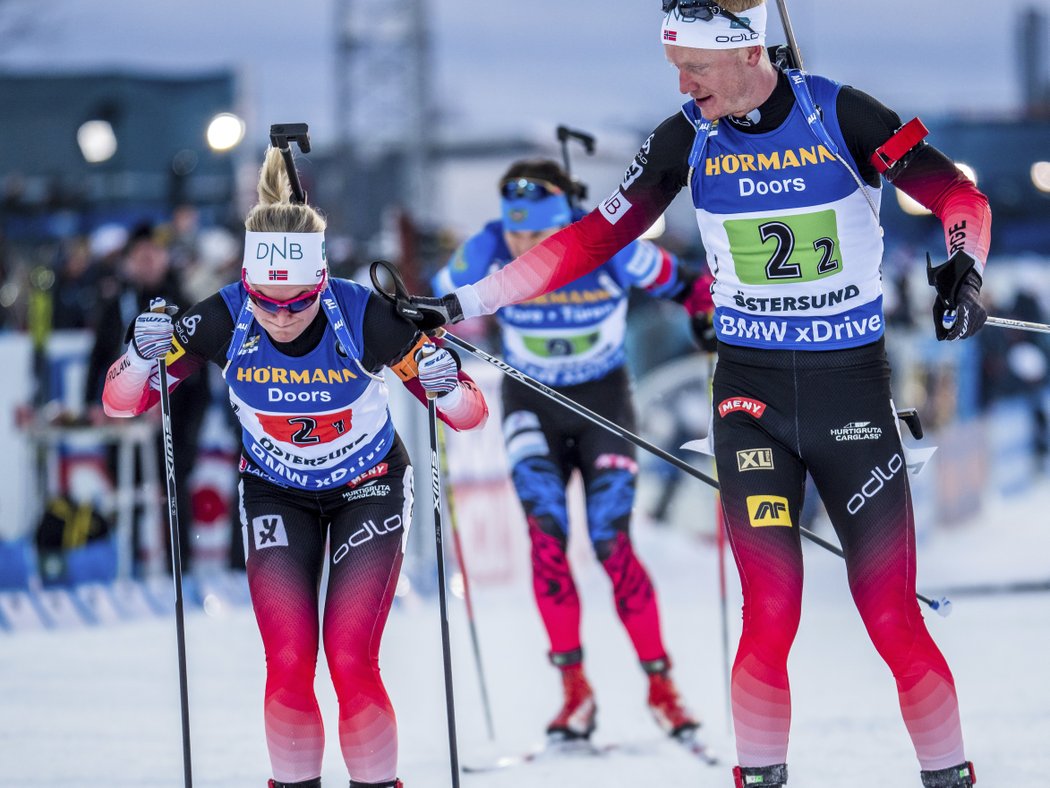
top-left (433, 218), bottom-right (678, 386)
top-left (684, 72), bottom-right (885, 350)
top-left (220, 278), bottom-right (394, 490)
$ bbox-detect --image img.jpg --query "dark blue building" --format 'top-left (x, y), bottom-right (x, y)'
top-left (0, 71), bottom-right (239, 240)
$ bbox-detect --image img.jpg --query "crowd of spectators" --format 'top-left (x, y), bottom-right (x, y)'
top-left (0, 206), bottom-right (1046, 573)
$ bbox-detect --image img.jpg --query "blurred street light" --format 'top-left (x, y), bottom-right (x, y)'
top-left (1032, 161), bottom-right (1050, 193)
top-left (206, 112), bottom-right (245, 152)
top-left (76, 119), bottom-right (117, 163)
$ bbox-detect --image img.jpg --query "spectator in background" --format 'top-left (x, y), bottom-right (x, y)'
top-left (165, 203), bottom-right (202, 272)
top-left (85, 221), bottom-right (209, 573)
top-left (979, 280), bottom-right (1050, 472)
top-left (0, 230), bottom-right (14, 331)
top-left (87, 223), bottom-right (130, 313)
top-left (181, 225), bottom-right (240, 304)
top-left (51, 237), bottom-right (99, 330)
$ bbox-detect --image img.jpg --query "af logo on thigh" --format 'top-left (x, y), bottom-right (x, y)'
top-left (252, 514), bottom-right (289, 549)
top-left (746, 495), bottom-right (792, 527)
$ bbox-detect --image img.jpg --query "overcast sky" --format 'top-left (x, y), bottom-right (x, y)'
top-left (2, 0), bottom-right (1046, 151)
top-left (1, 0), bottom-right (1046, 234)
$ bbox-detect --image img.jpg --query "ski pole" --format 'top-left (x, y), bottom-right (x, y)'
top-left (438, 330), bottom-right (719, 490)
top-left (986, 315), bottom-right (1050, 335)
top-left (420, 347), bottom-right (461, 788)
top-left (153, 299), bottom-right (194, 788)
top-left (708, 355), bottom-right (733, 734)
top-left (365, 260), bottom-right (951, 615)
top-left (437, 421), bottom-right (496, 741)
top-left (792, 525), bottom-right (951, 615)
top-left (715, 503), bottom-right (732, 732)
top-left (436, 330), bottom-right (951, 615)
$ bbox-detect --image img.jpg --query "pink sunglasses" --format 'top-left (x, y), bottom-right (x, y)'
top-left (242, 269), bottom-right (327, 314)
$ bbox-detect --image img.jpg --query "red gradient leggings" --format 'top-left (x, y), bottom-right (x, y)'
top-left (712, 340), bottom-right (965, 771)
top-left (502, 370), bottom-right (668, 664)
top-left (240, 443), bottom-right (411, 785)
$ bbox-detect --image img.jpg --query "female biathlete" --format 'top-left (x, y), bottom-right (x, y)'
top-left (103, 147), bottom-right (488, 788)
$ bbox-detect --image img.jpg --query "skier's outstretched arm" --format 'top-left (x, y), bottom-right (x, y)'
top-left (362, 295), bottom-right (488, 431)
top-left (413, 113), bottom-right (694, 325)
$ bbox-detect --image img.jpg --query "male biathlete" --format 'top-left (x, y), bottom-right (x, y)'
top-left (399, 2), bottom-right (990, 786)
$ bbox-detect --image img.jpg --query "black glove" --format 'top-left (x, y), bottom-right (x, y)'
top-left (689, 311), bottom-right (718, 353)
top-left (927, 251), bottom-right (987, 341)
top-left (396, 293), bottom-right (464, 332)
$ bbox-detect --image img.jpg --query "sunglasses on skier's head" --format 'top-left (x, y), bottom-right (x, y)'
top-left (499, 177), bottom-right (566, 202)
top-left (241, 268), bottom-right (327, 314)
top-left (661, 0), bottom-right (758, 35)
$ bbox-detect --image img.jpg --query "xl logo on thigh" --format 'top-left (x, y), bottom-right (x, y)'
top-left (332, 515), bottom-right (403, 564)
top-left (252, 514), bottom-right (289, 549)
top-left (737, 448), bottom-right (774, 472)
top-left (746, 495), bottom-right (792, 527)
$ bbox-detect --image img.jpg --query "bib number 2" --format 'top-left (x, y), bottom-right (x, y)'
top-left (726, 209), bottom-right (842, 285)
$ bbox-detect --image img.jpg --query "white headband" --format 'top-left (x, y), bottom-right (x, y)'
top-left (242, 231), bottom-right (327, 286)
top-left (661, 2), bottom-right (767, 50)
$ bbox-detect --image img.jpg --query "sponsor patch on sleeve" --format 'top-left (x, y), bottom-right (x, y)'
top-left (599, 189), bottom-right (633, 225)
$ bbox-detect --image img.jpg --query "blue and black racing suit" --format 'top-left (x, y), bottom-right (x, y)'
top-left (432, 217), bottom-right (691, 667)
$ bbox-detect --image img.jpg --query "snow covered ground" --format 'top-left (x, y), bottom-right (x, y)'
top-left (2, 479), bottom-right (1049, 787)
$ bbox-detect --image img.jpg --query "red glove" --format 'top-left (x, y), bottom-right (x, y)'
top-left (680, 271), bottom-right (715, 316)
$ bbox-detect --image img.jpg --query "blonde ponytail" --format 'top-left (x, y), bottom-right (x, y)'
top-left (244, 147), bottom-right (327, 234)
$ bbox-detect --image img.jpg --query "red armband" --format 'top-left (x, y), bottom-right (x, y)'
top-left (871, 117), bottom-right (929, 175)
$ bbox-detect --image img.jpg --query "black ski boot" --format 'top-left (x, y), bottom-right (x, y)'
top-left (349, 781), bottom-right (403, 788)
top-left (921, 761), bottom-right (976, 787)
top-left (268, 779), bottom-right (320, 788)
top-left (733, 763), bottom-right (788, 787)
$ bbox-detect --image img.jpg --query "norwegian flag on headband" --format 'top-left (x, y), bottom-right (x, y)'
top-left (663, 29), bottom-right (677, 41)
top-left (269, 270), bottom-right (289, 281)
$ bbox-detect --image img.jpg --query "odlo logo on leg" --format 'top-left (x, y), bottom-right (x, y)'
top-left (332, 515), bottom-right (403, 564)
top-left (847, 453), bottom-right (903, 514)
top-left (252, 514), bottom-right (289, 550)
